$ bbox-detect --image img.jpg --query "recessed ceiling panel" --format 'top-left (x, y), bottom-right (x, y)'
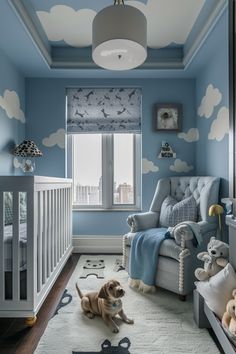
top-left (35, 0), bottom-right (205, 49)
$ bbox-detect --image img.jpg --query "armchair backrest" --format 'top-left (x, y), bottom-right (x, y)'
top-left (150, 176), bottom-right (220, 223)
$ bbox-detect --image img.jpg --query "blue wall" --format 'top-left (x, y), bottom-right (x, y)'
top-left (0, 48), bottom-right (25, 175)
top-left (26, 78), bottom-right (196, 235)
top-left (194, 9), bottom-right (229, 199)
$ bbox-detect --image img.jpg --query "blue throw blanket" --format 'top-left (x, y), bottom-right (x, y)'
top-left (129, 228), bottom-right (169, 286)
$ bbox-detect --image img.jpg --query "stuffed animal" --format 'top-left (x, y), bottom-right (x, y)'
top-left (222, 290), bottom-right (236, 337)
top-left (195, 237), bottom-right (229, 281)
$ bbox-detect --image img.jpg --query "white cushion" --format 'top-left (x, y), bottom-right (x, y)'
top-left (195, 263), bottom-right (236, 319)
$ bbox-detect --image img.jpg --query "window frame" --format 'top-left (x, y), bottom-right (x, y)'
top-left (68, 133), bottom-right (141, 211)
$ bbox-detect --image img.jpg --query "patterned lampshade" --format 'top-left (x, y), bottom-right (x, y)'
top-left (13, 140), bottom-right (43, 157)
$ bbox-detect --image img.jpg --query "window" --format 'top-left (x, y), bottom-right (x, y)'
top-left (71, 133), bottom-right (141, 210)
top-left (66, 87), bottom-right (142, 210)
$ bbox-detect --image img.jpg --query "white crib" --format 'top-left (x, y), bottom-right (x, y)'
top-left (0, 176), bottom-right (72, 324)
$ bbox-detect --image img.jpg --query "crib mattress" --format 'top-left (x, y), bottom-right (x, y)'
top-left (4, 223), bottom-right (27, 272)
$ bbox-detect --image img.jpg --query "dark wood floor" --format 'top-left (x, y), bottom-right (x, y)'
top-left (0, 254), bottom-right (79, 354)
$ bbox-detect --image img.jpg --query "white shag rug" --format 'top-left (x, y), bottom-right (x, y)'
top-left (34, 255), bottom-right (220, 354)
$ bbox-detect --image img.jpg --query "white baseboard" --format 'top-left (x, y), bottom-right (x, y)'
top-left (72, 235), bottom-right (123, 254)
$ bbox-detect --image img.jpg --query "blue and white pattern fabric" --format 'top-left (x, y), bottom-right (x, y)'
top-left (66, 88), bottom-right (141, 134)
top-left (159, 195), bottom-right (197, 228)
top-left (129, 228), bottom-right (169, 286)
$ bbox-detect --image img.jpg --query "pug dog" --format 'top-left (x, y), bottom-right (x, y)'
top-left (76, 279), bottom-right (134, 333)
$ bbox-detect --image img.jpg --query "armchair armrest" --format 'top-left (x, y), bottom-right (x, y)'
top-left (127, 211), bottom-right (159, 232)
top-left (170, 221), bottom-right (217, 247)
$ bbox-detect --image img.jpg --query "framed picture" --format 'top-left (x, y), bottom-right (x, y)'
top-left (154, 104), bottom-right (182, 131)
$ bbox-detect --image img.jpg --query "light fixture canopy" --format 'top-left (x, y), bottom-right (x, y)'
top-left (92, 0), bottom-right (147, 71)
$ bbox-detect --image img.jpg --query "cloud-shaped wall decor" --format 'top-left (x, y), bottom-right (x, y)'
top-left (126, 0), bottom-right (205, 48)
top-left (42, 129), bottom-right (65, 149)
top-left (37, 5), bottom-right (96, 47)
top-left (208, 106), bottom-right (229, 142)
top-left (178, 128), bottom-right (199, 142)
top-left (197, 84), bottom-right (222, 119)
top-left (37, 0), bottom-right (204, 49)
top-left (170, 159), bottom-right (193, 173)
top-left (0, 90), bottom-right (25, 123)
top-left (142, 158), bottom-right (159, 174)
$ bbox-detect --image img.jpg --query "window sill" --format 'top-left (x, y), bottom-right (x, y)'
top-left (72, 208), bottom-right (142, 212)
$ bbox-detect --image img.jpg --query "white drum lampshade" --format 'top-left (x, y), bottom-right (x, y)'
top-left (92, 1), bottom-right (147, 70)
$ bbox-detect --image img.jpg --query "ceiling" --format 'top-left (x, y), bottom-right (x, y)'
top-left (0, 0), bottom-right (228, 77)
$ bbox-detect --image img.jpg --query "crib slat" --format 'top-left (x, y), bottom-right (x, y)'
top-left (55, 190), bottom-right (58, 264)
top-left (69, 188), bottom-right (72, 244)
top-left (63, 188), bottom-right (66, 252)
top-left (65, 188), bottom-right (67, 248)
top-left (0, 192), bottom-right (4, 301)
top-left (57, 189), bottom-right (61, 261)
top-left (51, 190), bottom-right (55, 270)
top-left (65, 188), bottom-right (69, 249)
top-left (62, 188), bottom-right (66, 255)
top-left (12, 192), bottom-right (20, 301)
top-left (60, 189), bottom-right (63, 257)
top-left (67, 187), bottom-right (70, 248)
top-left (42, 191), bottom-right (47, 284)
top-left (47, 190), bottom-right (51, 277)
top-left (37, 191), bottom-right (43, 293)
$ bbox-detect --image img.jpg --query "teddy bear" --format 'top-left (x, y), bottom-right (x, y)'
top-left (195, 237), bottom-right (229, 281)
top-left (222, 289), bottom-right (236, 338)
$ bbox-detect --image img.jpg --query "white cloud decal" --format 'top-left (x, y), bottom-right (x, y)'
top-left (0, 90), bottom-right (25, 123)
top-left (178, 128), bottom-right (199, 142)
top-left (13, 157), bottom-right (22, 169)
top-left (126, 0), bottom-right (205, 48)
top-left (37, 1), bottom-right (204, 49)
top-left (198, 84), bottom-right (222, 119)
top-left (170, 159), bottom-right (193, 173)
top-left (37, 5), bottom-right (96, 47)
top-left (42, 129), bottom-right (65, 149)
top-left (208, 106), bottom-right (229, 142)
top-left (142, 158), bottom-right (159, 174)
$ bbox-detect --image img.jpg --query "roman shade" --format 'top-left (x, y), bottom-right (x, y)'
top-left (66, 88), bottom-right (141, 134)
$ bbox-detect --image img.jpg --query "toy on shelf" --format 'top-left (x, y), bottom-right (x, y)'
top-left (222, 289), bottom-right (236, 338)
top-left (195, 237), bottom-right (229, 281)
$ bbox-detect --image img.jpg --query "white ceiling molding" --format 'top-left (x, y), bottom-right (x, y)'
top-left (183, 0), bottom-right (227, 68)
top-left (8, 0), bottom-right (52, 68)
top-left (8, 0), bottom-right (227, 71)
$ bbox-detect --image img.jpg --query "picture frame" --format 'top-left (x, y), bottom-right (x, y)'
top-left (154, 104), bottom-right (182, 131)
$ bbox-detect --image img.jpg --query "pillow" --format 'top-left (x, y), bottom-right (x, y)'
top-left (195, 263), bottom-right (236, 319)
top-left (159, 195), bottom-right (197, 228)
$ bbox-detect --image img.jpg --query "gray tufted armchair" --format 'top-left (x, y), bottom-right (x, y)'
top-left (123, 176), bottom-right (220, 300)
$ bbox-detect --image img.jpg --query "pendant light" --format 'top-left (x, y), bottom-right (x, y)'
top-left (92, 0), bottom-right (147, 71)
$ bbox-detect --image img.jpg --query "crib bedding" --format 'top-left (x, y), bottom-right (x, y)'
top-left (4, 223), bottom-right (27, 272)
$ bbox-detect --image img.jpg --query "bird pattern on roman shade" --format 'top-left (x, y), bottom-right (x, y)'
top-left (66, 88), bottom-right (141, 134)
